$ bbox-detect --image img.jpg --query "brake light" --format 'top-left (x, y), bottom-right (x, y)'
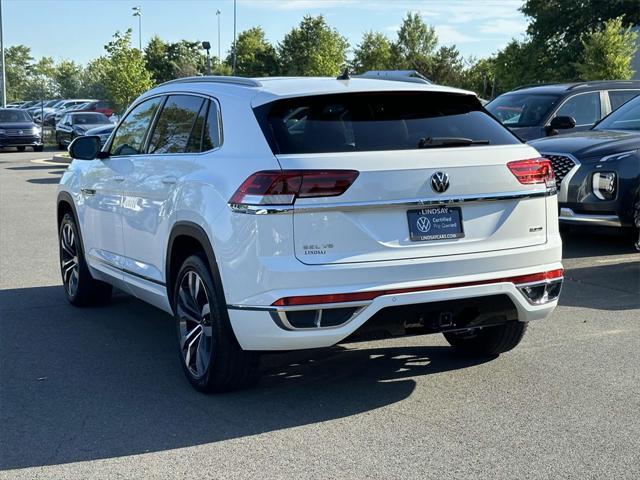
top-left (229, 170), bottom-right (359, 205)
top-left (507, 157), bottom-right (555, 186)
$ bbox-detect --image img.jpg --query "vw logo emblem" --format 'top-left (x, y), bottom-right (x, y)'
top-left (430, 171), bottom-right (450, 193)
top-left (18, 130), bottom-right (23, 134)
top-left (416, 216), bottom-right (431, 233)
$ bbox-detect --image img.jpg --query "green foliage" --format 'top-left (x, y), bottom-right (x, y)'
top-left (430, 45), bottom-right (464, 86)
top-left (278, 15), bottom-right (349, 76)
top-left (392, 12), bottom-right (438, 73)
top-left (521, 0), bottom-right (640, 81)
top-left (576, 17), bottom-right (638, 80)
top-left (352, 32), bottom-right (393, 73)
top-left (53, 60), bottom-right (83, 98)
top-left (145, 37), bottom-right (208, 83)
top-left (5, 45), bottom-right (33, 102)
top-left (144, 36), bottom-right (172, 84)
top-left (80, 57), bottom-right (110, 99)
top-left (227, 27), bottom-right (278, 77)
top-left (103, 29), bottom-right (154, 113)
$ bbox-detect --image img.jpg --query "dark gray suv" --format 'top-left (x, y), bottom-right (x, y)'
top-left (486, 81), bottom-right (640, 141)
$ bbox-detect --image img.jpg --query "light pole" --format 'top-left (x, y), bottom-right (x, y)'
top-left (132, 5), bottom-right (142, 51)
top-left (0, 0), bottom-right (6, 107)
top-left (202, 41), bottom-right (211, 75)
top-left (216, 9), bottom-right (221, 65)
top-left (232, 0), bottom-right (237, 75)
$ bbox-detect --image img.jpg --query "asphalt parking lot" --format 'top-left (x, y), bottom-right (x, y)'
top-left (0, 149), bottom-right (638, 479)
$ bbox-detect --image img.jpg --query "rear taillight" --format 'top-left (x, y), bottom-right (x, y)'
top-left (229, 170), bottom-right (359, 206)
top-left (507, 157), bottom-right (555, 187)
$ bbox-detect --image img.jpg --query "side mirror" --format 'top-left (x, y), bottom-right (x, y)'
top-left (69, 136), bottom-right (102, 160)
top-left (549, 115), bottom-right (576, 130)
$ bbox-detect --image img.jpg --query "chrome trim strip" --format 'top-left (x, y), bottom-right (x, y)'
top-left (559, 207), bottom-right (622, 227)
top-left (227, 300), bottom-right (370, 312)
top-left (229, 188), bottom-right (555, 215)
top-left (540, 151), bottom-right (580, 203)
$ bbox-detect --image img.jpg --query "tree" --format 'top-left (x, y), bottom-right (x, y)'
top-left (430, 45), bottom-right (464, 86)
top-left (4, 45), bottom-right (33, 101)
top-left (278, 15), bottom-right (348, 76)
top-left (23, 56), bottom-right (58, 100)
top-left (145, 36), bottom-right (172, 84)
top-left (576, 17), bottom-right (638, 80)
top-left (80, 57), bottom-right (110, 99)
top-left (54, 60), bottom-right (83, 98)
top-left (227, 27), bottom-right (278, 77)
top-left (459, 57), bottom-right (496, 98)
top-left (103, 29), bottom-right (153, 113)
top-left (521, 0), bottom-right (640, 80)
top-left (352, 32), bottom-right (393, 73)
top-left (167, 40), bottom-right (207, 78)
top-left (392, 12), bottom-right (438, 74)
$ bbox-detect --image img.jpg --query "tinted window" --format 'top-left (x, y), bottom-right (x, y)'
top-left (257, 92), bottom-right (518, 154)
top-left (148, 95), bottom-right (205, 154)
top-left (554, 92), bottom-right (601, 125)
top-left (595, 96), bottom-right (640, 131)
top-left (608, 90), bottom-right (640, 111)
top-left (0, 109), bottom-right (31, 122)
top-left (486, 93), bottom-right (561, 127)
top-left (201, 100), bottom-right (222, 151)
top-left (72, 113), bottom-right (109, 125)
top-left (110, 97), bottom-right (162, 156)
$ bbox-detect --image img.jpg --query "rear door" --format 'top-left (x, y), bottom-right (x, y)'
top-left (258, 92), bottom-right (552, 265)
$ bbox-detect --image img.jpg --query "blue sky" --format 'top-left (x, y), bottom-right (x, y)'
top-left (4, 0), bottom-right (529, 64)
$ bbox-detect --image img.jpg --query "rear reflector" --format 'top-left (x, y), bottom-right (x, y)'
top-left (229, 170), bottom-right (359, 206)
top-left (507, 157), bottom-right (555, 186)
top-left (272, 269), bottom-right (564, 306)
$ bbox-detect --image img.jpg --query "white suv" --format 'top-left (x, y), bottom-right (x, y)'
top-left (57, 76), bottom-right (563, 392)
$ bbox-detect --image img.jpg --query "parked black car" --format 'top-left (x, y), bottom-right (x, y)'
top-left (487, 81), bottom-right (640, 141)
top-left (55, 112), bottom-right (111, 148)
top-left (0, 108), bottom-right (44, 152)
top-left (84, 123), bottom-right (115, 147)
top-left (530, 94), bottom-right (640, 245)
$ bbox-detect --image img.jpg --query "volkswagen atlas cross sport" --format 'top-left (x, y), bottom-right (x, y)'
top-left (57, 75), bottom-right (563, 392)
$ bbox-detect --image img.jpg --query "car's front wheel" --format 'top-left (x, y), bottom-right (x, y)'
top-left (59, 213), bottom-right (112, 306)
top-left (16, 146), bottom-right (25, 152)
top-left (34, 145), bottom-right (44, 152)
top-left (174, 254), bottom-right (259, 393)
top-left (443, 321), bottom-right (527, 355)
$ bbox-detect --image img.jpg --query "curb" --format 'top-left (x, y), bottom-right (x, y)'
top-left (51, 154), bottom-right (71, 163)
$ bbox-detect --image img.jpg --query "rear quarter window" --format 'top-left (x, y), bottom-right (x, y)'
top-left (255, 92), bottom-right (520, 154)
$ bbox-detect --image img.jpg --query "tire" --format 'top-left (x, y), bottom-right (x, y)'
top-left (59, 213), bottom-right (112, 306)
top-left (173, 254), bottom-right (259, 393)
top-left (56, 134), bottom-right (64, 150)
top-left (16, 146), bottom-right (26, 152)
top-left (33, 145), bottom-right (44, 152)
top-left (443, 321), bottom-right (527, 356)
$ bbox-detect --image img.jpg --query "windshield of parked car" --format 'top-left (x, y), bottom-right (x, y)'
top-left (72, 113), bottom-right (109, 125)
top-left (0, 110), bottom-right (32, 123)
top-left (594, 96), bottom-right (640, 131)
top-left (257, 92), bottom-right (519, 154)
top-left (486, 93), bottom-right (561, 127)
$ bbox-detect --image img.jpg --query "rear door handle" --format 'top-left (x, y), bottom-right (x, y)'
top-left (162, 176), bottom-right (177, 185)
top-left (113, 176), bottom-right (125, 182)
top-left (81, 188), bottom-right (96, 196)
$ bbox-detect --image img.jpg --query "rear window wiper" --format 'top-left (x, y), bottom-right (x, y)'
top-left (418, 137), bottom-right (490, 148)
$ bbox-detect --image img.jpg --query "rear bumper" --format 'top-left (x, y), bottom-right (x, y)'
top-left (228, 262), bottom-right (563, 351)
top-left (559, 208), bottom-right (622, 227)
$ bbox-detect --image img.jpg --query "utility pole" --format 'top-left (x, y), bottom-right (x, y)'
top-left (0, 0), bottom-right (6, 107)
top-left (216, 9), bottom-right (221, 66)
top-left (132, 6), bottom-right (142, 50)
top-left (232, 0), bottom-right (237, 75)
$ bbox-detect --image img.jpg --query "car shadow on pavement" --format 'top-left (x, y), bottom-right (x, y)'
top-left (561, 228), bottom-right (637, 259)
top-left (0, 285), bottom-right (492, 471)
top-left (560, 261), bottom-right (640, 311)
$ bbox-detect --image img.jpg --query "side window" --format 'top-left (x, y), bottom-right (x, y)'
top-left (110, 97), bottom-right (163, 156)
top-left (608, 90), bottom-right (640, 111)
top-left (201, 100), bottom-right (222, 151)
top-left (148, 95), bottom-right (205, 154)
top-left (553, 92), bottom-right (601, 126)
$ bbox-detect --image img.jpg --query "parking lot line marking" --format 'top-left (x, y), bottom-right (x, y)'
top-left (30, 157), bottom-right (68, 166)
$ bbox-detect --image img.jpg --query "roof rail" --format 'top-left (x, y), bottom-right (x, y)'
top-left (512, 82), bottom-right (562, 91)
top-left (160, 76), bottom-right (263, 88)
top-left (355, 70), bottom-right (432, 84)
top-left (567, 80), bottom-right (640, 90)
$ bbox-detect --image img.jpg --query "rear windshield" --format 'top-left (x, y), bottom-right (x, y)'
top-left (486, 93), bottom-right (561, 127)
top-left (72, 113), bottom-right (109, 125)
top-left (255, 92), bottom-right (519, 154)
